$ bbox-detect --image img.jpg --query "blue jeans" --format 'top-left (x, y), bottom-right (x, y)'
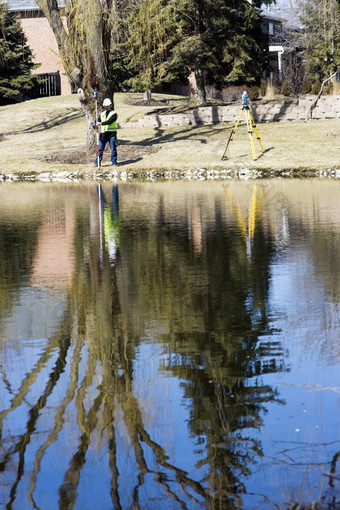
top-left (95, 133), bottom-right (117, 166)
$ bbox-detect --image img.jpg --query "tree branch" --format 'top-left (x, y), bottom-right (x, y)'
top-left (305, 70), bottom-right (338, 121)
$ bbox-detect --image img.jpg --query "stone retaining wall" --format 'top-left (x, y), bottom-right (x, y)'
top-left (121, 96), bottom-right (340, 128)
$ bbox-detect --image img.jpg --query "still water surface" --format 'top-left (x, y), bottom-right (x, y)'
top-left (0, 179), bottom-right (340, 510)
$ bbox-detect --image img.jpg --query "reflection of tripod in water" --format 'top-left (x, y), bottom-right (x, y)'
top-left (221, 92), bottom-right (264, 161)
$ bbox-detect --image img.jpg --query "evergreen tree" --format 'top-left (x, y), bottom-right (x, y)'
top-left (124, 0), bottom-right (275, 104)
top-left (0, 1), bottom-right (39, 105)
top-left (297, 0), bottom-right (340, 83)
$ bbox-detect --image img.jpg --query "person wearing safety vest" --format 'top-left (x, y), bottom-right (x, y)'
top-left (95, 98), bottom-right (118, 167)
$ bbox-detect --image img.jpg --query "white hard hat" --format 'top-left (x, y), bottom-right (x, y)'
top-left (103, 98), bottom-right (112, 106)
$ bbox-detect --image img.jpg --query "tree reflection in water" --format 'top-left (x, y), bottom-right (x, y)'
top-left (0, 183), bottom-right (287, 509)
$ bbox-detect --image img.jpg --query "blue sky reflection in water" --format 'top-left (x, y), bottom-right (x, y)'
top-left (0, 179), bottom-right (340, 509)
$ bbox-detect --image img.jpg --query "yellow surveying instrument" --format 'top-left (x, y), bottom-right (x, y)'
top-left (221, 91), bottom-right (264, 161)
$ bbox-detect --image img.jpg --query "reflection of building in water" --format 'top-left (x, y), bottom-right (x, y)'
top-left (190, 203), bottom-right (203, 255)
top-left (0, 194), bottom-right (75, 342)
top-left (31, 201), bottom-right (75, 288)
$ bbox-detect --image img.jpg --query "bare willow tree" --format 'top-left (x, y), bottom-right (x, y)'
top-left (35, 0), bottom-right (125, 147)
top-left (123, 0), bottom-right (178, 98)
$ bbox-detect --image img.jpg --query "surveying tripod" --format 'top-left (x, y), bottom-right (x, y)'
top-left (221, 92), bottom-right (264, 161)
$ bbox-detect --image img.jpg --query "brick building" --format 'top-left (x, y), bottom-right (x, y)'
top-left (6, 0), bottom-right (71, 95)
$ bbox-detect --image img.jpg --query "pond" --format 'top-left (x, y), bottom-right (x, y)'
top-left (0, 179), bottom-right (340, 510)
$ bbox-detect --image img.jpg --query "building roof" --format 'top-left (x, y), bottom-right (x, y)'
top-left (261, 0), bottom-right (300, 28)
top-left (6, 0), bottom-right (64, 12)
top-left (261, 12), bottom-right (286, 24)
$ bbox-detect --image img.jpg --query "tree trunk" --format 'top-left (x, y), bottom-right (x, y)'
top-left (194, 69), bottom-right (206, 105)
top-left (35, 0), bottom-right (115, 149)
top-left (77, 89), bottom-right (95, 149)
top-left (143, 90), bottom-right (152, 102)
top-left (305, 70), bottom-right (338, 121)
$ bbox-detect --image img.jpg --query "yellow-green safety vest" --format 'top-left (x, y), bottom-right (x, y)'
top-left (100, 110), bottom-right (118, 133)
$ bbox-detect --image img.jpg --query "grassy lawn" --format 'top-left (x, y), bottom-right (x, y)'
top-left (0, 92), bottom-right (339, 176)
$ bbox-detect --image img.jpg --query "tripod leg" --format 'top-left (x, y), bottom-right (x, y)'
top-left (245, 110), bottom-right (256, 160)
top-left (249, 110), bottom-right (264, 153)
top-left (221, 108), bottom-right (243, 160)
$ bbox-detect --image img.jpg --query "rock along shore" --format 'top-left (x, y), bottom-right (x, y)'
top-left (2, 167), bottom-right (340, 183)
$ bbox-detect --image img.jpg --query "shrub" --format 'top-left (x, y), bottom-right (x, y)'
top-left (332, 81), bottom-right (340, 95)
top-left (281, 81), bottom-right (290, 96)
top-left (265, 83), bottom-right (279, 98)
top-left (311, 81), bottom-right (321, 95)
top-left (248, 86), bottom-right (259, 101)
top-left (324, 82), bottom-right (333, 94)
top-left (260, 79), bottom-right (267, 97)
top-left (301, 81), bottom-right (312, 94)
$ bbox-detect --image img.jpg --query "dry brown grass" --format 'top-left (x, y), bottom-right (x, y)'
top-left (0, 92), bottom-right (339, 176)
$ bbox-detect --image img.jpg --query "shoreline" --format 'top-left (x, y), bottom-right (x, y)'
top-left (1, 93), bottom-right (340, 180)
top-left (2, 166), bottom-right (340, 183)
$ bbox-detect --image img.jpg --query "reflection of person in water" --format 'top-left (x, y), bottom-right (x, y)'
top-left (97, 184), bottom-right (120, 264)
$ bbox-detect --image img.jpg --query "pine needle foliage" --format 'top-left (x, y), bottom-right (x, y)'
top-left (170, 0), bottom-right (272, 84)
top-left (0, 1), bottom-right (39, 105)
